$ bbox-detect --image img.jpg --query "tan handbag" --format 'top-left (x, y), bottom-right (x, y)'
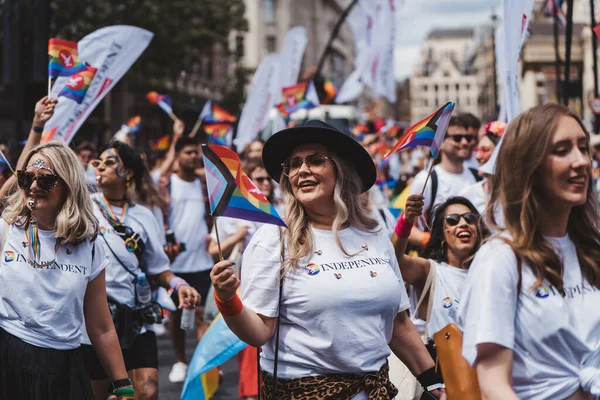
top-left (433, 323), bottom-right (482, 400)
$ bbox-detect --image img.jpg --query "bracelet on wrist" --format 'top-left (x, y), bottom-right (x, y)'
top-left (416, 366), bottom-right (444, 392)
top-left (112, 378), bottom-right (133, 390)
top-left (169, 277), bottom-right (189, 291)
top-left (394, 212), bottom-right (414, 238)
top-left (214, 291), bottom-right (243, 317)
top-left (32, 124), bottom-right (44, 134)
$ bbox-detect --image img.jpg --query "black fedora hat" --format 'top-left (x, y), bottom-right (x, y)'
top-left (262, 120), bottom-right (376, 193)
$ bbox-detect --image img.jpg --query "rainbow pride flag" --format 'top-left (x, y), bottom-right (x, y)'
top-left (146, 91), bottom-right (173, 115)
top-left (125, 115), bottom-right (141, 133)
top-left (276, 81), bottom-right (320, 117)
top-left (48, 38), bottom-right (86, 79)
top-left (57, 65), bottom-right (97, 104)
top-left (153, 135), bottom-right (170, 151)
top-left (385, 102), bottom-right (455, 159)
top-left (204, 123), bottom-right (233, 146)
top-left (202, 145), bottom-right (286, 227)
top-left (209, 104), bottom-right (237, 123)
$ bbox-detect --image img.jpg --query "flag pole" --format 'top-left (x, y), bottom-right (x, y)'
top-left (190, 120), bottom-right (202, 137)
top-left (168, 112), bottom-right (178, 122)
top-left (420, 157), bottom-right (435, 196)
top-left (48, 77), bottom-right (52, 97)
top-left (213, 217), bottom-right (225, 262)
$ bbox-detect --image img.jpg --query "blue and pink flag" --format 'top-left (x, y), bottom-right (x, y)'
top-left (57, 65), bottom-right (97, 104)
top-left (385, 102), bottom-right (455, 159)
top-left (202, 145), bottom-right (286, 227)
top-left (48, 38), bottom-right (87, 79)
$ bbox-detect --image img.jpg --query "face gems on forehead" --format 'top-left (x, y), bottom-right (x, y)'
top-left (26, 158), bottom-right (54, 174)
top-left (107, 149), bottom-right (126, 178)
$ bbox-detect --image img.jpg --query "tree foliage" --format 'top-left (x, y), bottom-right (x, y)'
top-left (49, 0), bottom-right (247, 84)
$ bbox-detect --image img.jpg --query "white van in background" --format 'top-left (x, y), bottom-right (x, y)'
top-left (259, 104), bottom-right (359, 141)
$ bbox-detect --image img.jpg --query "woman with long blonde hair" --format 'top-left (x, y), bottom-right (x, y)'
top-left (0, 139), bottom-right (131, 399)
top-left (210, 120), bottom-right (445, 399)
top-left (460, 104), bottom-right (600, 399)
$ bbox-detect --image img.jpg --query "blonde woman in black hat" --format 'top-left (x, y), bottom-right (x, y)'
top-left (210, 120), bottom-right (445, 399)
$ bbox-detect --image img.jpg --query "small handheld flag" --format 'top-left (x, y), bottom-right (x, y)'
top-left (202, 144), bottom-right (286, 260)
top-left (0, 149), bottom-right (14, 174)
top-left (146, 91), bottom-right (178, 121)
top-left (191, 101), bottom-right (237, 137)
top-left (275, 81), bottom-right (320, 119)
top-left (48, 39), bottom-right (86, 79)
top-left (204, 123), bottom-right (233, 147)
top-left (57, 65), bottom-right (97, 104)
top-left (384, 102), bottom-right (455, 159)
top-left (125, 115), bottom-right (141, 134)
top-left (153, 135), bottom-right (171, 151)
top-left (208, 104), bottom-right (237, 124)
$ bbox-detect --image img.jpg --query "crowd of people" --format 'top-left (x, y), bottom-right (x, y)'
top-left (1, 94), bottom-right (599, 400)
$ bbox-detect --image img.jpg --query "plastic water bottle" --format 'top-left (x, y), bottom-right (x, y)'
top-left (181, 307), bottom-right (195, 330)
top-left (136, 274), bottom-right (152, 304)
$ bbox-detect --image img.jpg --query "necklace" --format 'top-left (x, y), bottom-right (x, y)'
top-left (101, 194), bottom-right (129, 224)
top-left (25, 219), bottom-right (61, 268)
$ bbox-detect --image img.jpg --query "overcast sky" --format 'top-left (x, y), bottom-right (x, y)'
top-left (394, 0), bottom-right (503, 81)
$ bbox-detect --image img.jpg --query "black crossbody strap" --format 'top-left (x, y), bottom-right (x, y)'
top-left (100, 233), bottom-right (138, 279)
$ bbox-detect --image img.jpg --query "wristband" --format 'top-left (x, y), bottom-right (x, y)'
top-left (32, 125), bottom-right (44, 134)
top-left (113, 386), bottom-right (135, 399)
top-left (394, 213), bottom-right (414, 238)
top-left (416, 366), bottom-right (444, 392)
top-left (170, 277), bottom-right (189, 292)
top-left (112, 378), bottom-right (133, 390)
top-left (214, 291), bottom-right (243, 316)
top-left (420, 232), bottom-right (431, 247)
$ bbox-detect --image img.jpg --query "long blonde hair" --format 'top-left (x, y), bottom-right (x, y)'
top-left (3, 141), bottom-right (99, 244)
top-left (489, 104), bottom-right (600, 292)
top-left (279, 152), bottom-right (378, 275)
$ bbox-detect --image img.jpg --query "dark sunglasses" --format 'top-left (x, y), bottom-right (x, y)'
top-left (446, 134), bottom-right (475, 143)
top-left (253, 176), bottom-right (271, 184)
top-left (444, 212), bottom-right (479, 227)
top-left (89, 158), bottom-right (117, 169)
top-left (16, 170), bottom-right (60, 192)
top-left (282, 152), bottom-right (329, 177)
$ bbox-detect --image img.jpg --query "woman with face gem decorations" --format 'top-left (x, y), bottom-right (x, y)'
top-left (459, 104), bottom-right (600, 400)
top-left (392, 195), bottom-right (490, 343)
top-left (210, 120), bottom-right (446, 399)
top-left (80, 141), bottom-right (200, 400)
top-left (0, 141), bottom-right (131, 399)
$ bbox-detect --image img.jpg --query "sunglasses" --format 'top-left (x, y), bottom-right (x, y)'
top-left (16, 170), bottom-right (60, 192)
top-left (446, 134), bottom-right (475, 143)
top-left (444, 212), bottom-right (479, 227)
top-left (282, 152), bottom-right (329, 177)
top-left (253, 176), bottom-right (271, 184)
top-left (89, 158), bottom-right (118, 169)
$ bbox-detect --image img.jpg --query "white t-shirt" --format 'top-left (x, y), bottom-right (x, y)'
top-left (370, 207), bottom-right (395, 238)
top-left (168, 174), bottom-right (213, 273)
top-left (426, 260), bottom-right (468, 337)
top-left (0, 222), bottom-right (107, 350)
top-left (209, 217), bottom-right (259, 259)
top-left (459, 235), bottom-right (600, 399)
top-left (91, 195), bottom-right (170, 307)
top-left (241, 224), bottom-right (410, 382)
top-left (409, 165), bottom-right (478, 217)
top-left (458, 180), bottom-right (487, 217)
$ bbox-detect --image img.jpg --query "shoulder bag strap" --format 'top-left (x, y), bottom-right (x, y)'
top-left (270, 227), bottom-right (285, 400)
top-left (414, 261), bottom-right (437, 337)
top-left (100, 233), bottom-right (138, 279)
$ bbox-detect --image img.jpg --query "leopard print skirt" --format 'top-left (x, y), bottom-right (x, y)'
top-left (260, 361), bottom-right (398, 399)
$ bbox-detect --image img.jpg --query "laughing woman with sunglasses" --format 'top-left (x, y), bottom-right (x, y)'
top-left (80, 141), bottom-right (201, 400)
top-left (393, 195), bottom-right (490, 341)
top-left (211, 121), bottom-right (446, 399)
top-left (0, 141), bottom-right (131, 399)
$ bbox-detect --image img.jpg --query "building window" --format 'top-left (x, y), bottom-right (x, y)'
top-left (443, 70), bottom-right (449, 77)
top-left (445, 84), bottom-right (449, 92)
top-left (434, 84), bottom-right (438, 92)
top-left (424, 98), bottom-right (428, 107)
top-left (265, 0), bottom-right (275, 23)
top-left (235, 35), bottom-right (244, 58)
top-left (435, 97), bottom-right (439, 107)
top-left (466, 97), bottom-right (471, 106)
top-left (266, 35), bottom-right (277, 53)
top-left (455, 83), bottom-right (459, 92)
top-left (466, 83), bottom-right (471, 90)
top-left (422, 85), bottom-right (427, 92)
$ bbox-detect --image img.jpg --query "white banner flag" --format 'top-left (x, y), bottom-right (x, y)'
top-left (480, 0), bottom-right (534, 175)
top-left (372, 0), bottom-right (397, 103)
top-left (234, 54), bottom-right (282, 150)
top-left (279, 26), bottom-right (307, 89)
top-left (44, 25), bottom-right (153, 144)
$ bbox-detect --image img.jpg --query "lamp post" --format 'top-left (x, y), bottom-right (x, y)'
top-left (491, 9), bottom-right (499, 119)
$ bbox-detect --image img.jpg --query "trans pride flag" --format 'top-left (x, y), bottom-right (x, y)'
top-left (202, 145), bottom-right (286, 227)
top-left (385, 102), bottom-right (455, 159)
top-left (48, 38), bottom-right (86, 79)
top-left (57, 65), bottom-right (97, 104)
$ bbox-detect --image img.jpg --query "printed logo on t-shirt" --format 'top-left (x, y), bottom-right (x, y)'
top-left (442, 297), bottom-right (454, 308)
top-left (370, 271), bottom-right (377, 278)
top-left (4, 251), bottom-right (15, 262)
top-left (21, 241), bottom-right (28, 248)
top-left (304, 263), bottom-right (321, 276)
top-left (535, 287), bottom-right (550, 298)
top-left (99, 226), bottom-right (107, 235)
top-left (335, 273), bottom-right (342, 280)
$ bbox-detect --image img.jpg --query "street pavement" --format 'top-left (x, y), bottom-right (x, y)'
top-left (157, 327), bottom-right (240, 399)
